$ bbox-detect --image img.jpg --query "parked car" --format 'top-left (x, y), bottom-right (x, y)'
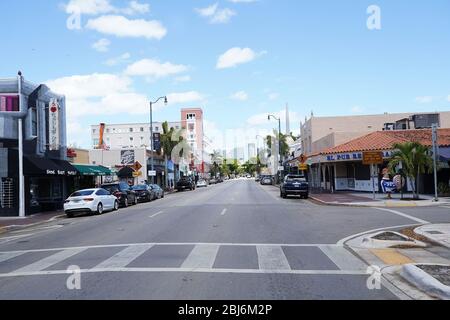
top-left (149, 184), bottom-right (165, 199)
top-left (255, 175), bottom-right (261, 182)
top-left (101, 182), bottom-right (138, 207)
top-left (217, 177), bottom-right (224, 183)
top-left (132, 184), bottom-right (155, 203)
top-left (209, 178), bottom-right (217, 185)
top-left (64, 188), bottom-right (119, 218)
top-left (176, 176), bottom-right (196, 191)
top-left (260, 176), bottom-right (273, 185)
top-left (197, 179), bottom-right (208, 188)
top-left (280, 175), bottom-right (309, 199)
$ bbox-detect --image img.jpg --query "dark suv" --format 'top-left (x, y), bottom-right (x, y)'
top-left (280, 175), bottom-right (309, 199)
top-left (101, 182), bottom-right (138, 207)
top-left (176, 176), bottom-right (196, 192)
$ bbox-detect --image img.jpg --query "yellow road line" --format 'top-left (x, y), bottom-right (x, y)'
top-left (369, 249), bottom-right (414, 265)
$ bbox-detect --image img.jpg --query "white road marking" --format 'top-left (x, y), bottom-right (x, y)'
top-left (94, 244), bottom-right (153, 269)
top-left (373, 208), bottom-right (428, 224)
top-left (439, 206), bottom-right (450, 210)
top-left (320, 245), bottom-right (367, 271)
top-left (257, 246), bottom-right (291, 270)
top-left (149, 211), bottom-right (164, 218)
top-left (0, 268), bottom-right (367, 278)
top-left (13, 248), bottom-right (86, 273)
top-left (0, 251), bottom-right (25, 263)
top-left (181, 245), bottom-right (220, 269)
top-left (220, 209), bottom-right (227, 216)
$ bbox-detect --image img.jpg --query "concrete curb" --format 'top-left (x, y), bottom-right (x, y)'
top-left (309, 195), bottom-right (448, 208)
top-left (0, 214), bottom-right (66, 233)
top-left (401, 264), bottom-right (450, 300)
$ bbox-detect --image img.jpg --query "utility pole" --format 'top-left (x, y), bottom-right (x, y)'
top-left (17, 73), bottom-right (25, 218)
top-left (149, 96), bottom-right (167, 185)
top-left (432, 123), bottom-right (439, 202)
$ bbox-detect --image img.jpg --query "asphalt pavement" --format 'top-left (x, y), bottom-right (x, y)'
top-left (0, 179), bottom-right (449, 300)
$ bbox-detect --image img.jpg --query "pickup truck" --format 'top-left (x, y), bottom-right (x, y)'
top-left (280, 175), bottom-right (309, 199)
top-left (176, 176), bottom-right (196, 192)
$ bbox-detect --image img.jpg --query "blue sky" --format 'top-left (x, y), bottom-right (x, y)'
top-left (1, 0), bottom-right (449, 151)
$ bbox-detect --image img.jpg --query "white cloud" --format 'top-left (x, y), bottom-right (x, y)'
top-left (124, 59), bottom-right (188, 78)
top-left (64, 0), bottom-right (150, 15)
top-left (167, 91), bottom-right (205, 105)
top-left (174, 75), bottom-right (191, 83)
top-left (217, 47), bottom-right (260, 69)
top-left (230, 91), bottom-right (248, 101)
top-left (86, 15), bottom-right (167, 40)
top-left (104, 52), bottom-right (131, 66)
top-left (415, 96), bottom-right (434, 104)
top-left (351, 106), bottom-right (364, 114)
top-left (196, 3), bottom-right (236, 24)
top-left (268, 93), bottom-right (279, 100)
top-left (92, 38), bottom-right (111, 52)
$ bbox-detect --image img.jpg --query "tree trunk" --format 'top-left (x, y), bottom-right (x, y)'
top-left (164, 155), bottom-right (169, 191)
top-left (416, 172), bottom-right (420, 200)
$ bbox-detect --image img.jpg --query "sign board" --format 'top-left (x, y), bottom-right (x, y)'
top-left (278, 166), bottom-right (284, 171)
top-left (0, 95), bottom-right (20, 112)
top-left (362, 151), bottom-right (384, 165)
top-left (48, 99), bottom-right (60, 151)
top-left (153, 132), bottom-right (161, 152)
top-left (148, 170), bottom-right (157, 177)
top-left (299, 154), bottom-right (306, 164)
top-left (299, 164), bottom-right (308, 171)
top-left (133, 171), bottom-right (142, 178)
top-left (121, 150), bottom-right (135, 165)
top-left (133, 161), bottom-right (142, 171)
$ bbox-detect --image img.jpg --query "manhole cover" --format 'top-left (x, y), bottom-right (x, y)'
top-left (426, 231), bottom-right (444, 235)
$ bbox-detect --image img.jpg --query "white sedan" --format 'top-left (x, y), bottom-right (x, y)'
top-left (197, 179), bottom-right (208, 188)
top-left (64, 188), bottom-right (119, 218)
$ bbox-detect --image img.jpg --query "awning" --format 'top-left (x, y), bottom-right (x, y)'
top-left (73, 164), bottom-right (112, 176)
top-left (24, 156), bottom-right (78, 176)
top-left (439, 147), bottom-right (450, 162)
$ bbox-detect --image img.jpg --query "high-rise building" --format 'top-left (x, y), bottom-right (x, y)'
top-left (181, 108), bottom-right (206, 175)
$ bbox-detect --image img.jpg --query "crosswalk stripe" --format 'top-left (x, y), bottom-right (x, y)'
top-left (93, 244), bottom-right (153, 269)
top-left (0, 252), bottom-right (25, 263)
top-left (181, 245), bottom-right (220, 269)
top-left (320, 246), bottom-right (366, 271)
top-left (13, 248), bottom-right (87, 273)
top-left (257, 246), bottom-right (291, 270)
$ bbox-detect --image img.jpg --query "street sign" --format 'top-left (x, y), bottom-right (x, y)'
top-left (133, 161), bottom-right (142, 171)
top-left (299, 154), bottom-right (306, 164)
top-left (278, 166), bottom-right (284, 171)
top-left (299, 164), bottom-right (308, 171)
top-left (148, 170), bottom-right (157, 177)
top-left (362, 151), bottom-right (384, 165)
top-left (48, 99), bottom-right (60, 151)
top-left (133, 171), bottom-right (142, 178)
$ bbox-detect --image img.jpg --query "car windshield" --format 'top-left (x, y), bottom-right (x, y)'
top-left (102, 185), bottom-right (119, 193)
top-left (70, 190), bottom-right (94, 197)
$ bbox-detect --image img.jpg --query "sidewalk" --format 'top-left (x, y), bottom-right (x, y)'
top-left (0, 210), bottom-right (65, 233)
top-left (310, 192), bottom-right (450, 208)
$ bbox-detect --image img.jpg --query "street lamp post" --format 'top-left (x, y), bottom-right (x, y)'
top-left (268, 114), bottom-right (282, 182)
top-left (149, 96), bottom-right (168, 184)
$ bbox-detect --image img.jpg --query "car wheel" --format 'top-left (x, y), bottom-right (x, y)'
top-left (66, 212), bottom-right (74, 218)
top-left (97, 203), bottom-right (104, 215)
top-left (113, 201), bottom-right (119, 211)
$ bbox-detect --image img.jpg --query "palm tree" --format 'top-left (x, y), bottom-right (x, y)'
top-left (161, 122), bottom-right (182, 189)
top-left (388, 142), bottom-right (433, 199)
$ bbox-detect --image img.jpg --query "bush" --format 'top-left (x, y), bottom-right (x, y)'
top-left (438, 182), bottom-right (450, 196)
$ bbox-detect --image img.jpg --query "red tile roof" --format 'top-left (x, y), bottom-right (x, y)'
top-left (321, 128), bottom-right (450, 155)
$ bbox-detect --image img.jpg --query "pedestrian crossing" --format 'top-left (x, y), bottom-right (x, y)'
top-left (0, 243), bottom-right (368, 278)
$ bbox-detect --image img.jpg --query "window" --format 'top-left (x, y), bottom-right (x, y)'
top-left (155, 127), bottom-right (159, 132)
top-left (140, 127), bottom-right (144, 132)
top-left (130, 137), bottom-right (134, 141)
top-left (106, 129), bottom-right (110, 133)
top-left (93, 139), bottom-right (99, 146)
top-left (129, 128), bottom-right (134, 133)
top-left (92, 129), bottom-right (96, 134)
top-left (31, 108), bottom-right (38, 136)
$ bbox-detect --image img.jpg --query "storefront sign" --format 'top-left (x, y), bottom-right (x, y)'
top-left (48, 99), bottom-right (60, 151)
top-left (121, 150), bottom-right (135, 165)
top-left (299, 164), bottom-right (308, 171)
top-left (153, 133), bottom-right (161, 152)
top-left (325, 151), bottom-right (393, 163)
top-left (362, 151), bottom-right (384, 165)
top-left (148, 170), bottom-right (157, 177)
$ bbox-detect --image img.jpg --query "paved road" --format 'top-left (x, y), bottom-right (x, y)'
top-left (0, 179), bottom-right (449, 299)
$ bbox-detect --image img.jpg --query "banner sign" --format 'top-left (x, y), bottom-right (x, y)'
top-left (362, 151), bottom-right (384, 165)
top-left (48, 99), bottom-right (60, 151)
top-left (153, 132), bottom-right (161, 152)
top-left (0, 95), bottom-right (20, 112)
top-left (121, 150), bottom-right (135, 165)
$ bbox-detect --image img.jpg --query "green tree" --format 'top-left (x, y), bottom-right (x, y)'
top-left (161, 122), bottom-right (183, 188)
top-left (388, 142), bottom-right (433, 199)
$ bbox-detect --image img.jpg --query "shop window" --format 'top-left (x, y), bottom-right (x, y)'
top-left (31, 108), bottom-right (38, 136)
top-left (355, 163), bottom-right (370, 180)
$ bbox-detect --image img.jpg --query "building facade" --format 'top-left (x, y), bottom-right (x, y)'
top-left (181, 108), bottom-right (207, 176)
top-left (0, 74), bottom-right (77, 216)
top-left (301, 111), bottom-right (450, 156)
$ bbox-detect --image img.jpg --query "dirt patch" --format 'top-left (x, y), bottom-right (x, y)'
top-left (372, 232), bottom-right (412, 241)
top-left (400, 227), bottom-right (439, 245)
top-left (417, 265), bottom-right (450, 286)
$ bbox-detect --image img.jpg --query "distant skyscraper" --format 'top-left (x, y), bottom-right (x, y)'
top-left (248, 143), bottom-right (256, 160)
top-left (285, 103), bottom-right (290, 135)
